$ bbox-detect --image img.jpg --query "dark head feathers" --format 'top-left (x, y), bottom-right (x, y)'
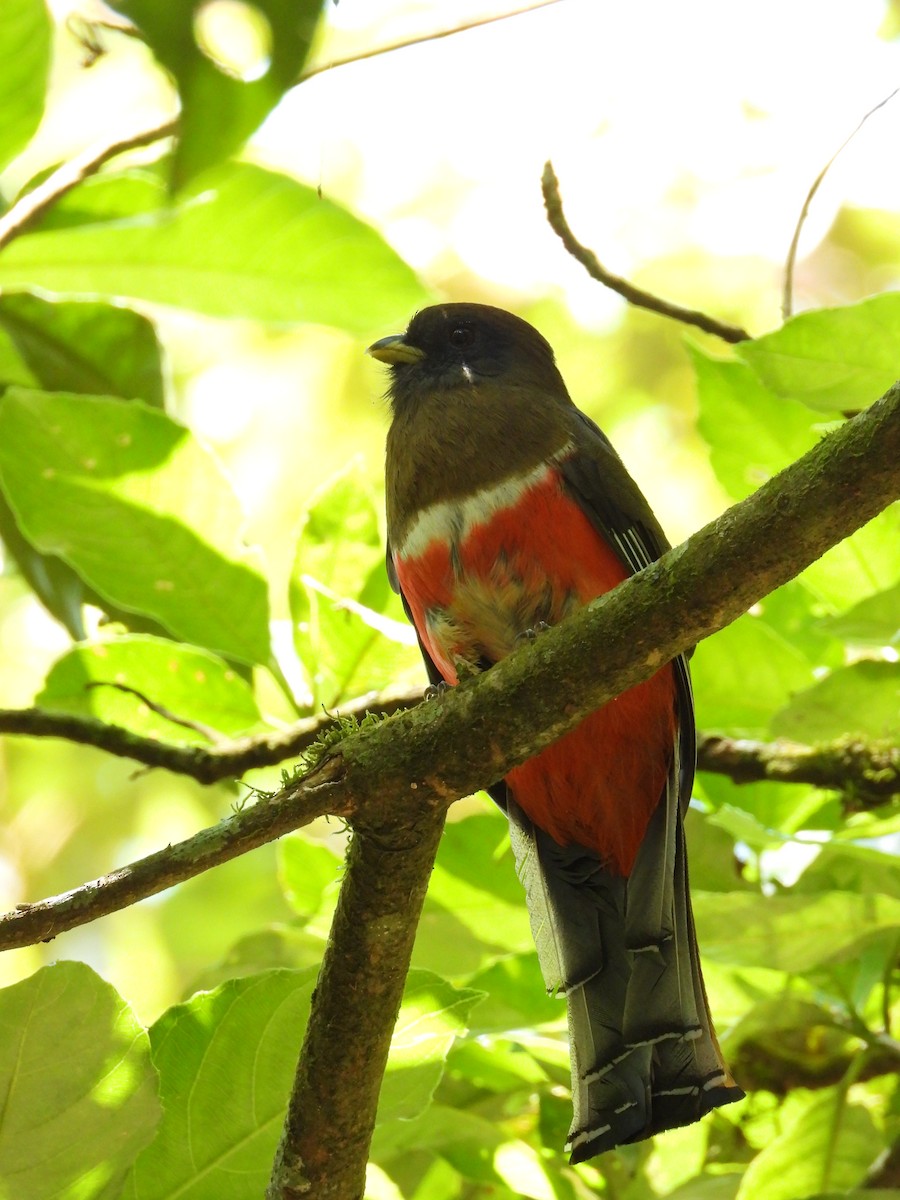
top-left (369, 303), bottom-right (570, 413)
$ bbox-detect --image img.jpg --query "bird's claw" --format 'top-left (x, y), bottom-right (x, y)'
top-left (516, 621), bottom-right (551, 643)
top-left (424, 680), bottom-right (450, 701)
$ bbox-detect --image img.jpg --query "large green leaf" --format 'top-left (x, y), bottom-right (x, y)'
top-left (772, 660), bottom-right (900, 743)
top-left (0, 488), bottom-right (89, 636)
top-left (0, 0), bottom-right (52, 172)
top-left (794, 839), bottom-right (900, 900)
top-left (464, 953), bottom-right (563, 1035)
top-left (278, 834), bottom-right (344, 920)
top-left (0, 389), bottom-right (271, 664)
top-left (0, 292), bottom-right (165, 406)
top-left (122, 969), bottom-right (316, 1200)
top-left (112, 0), bottom-right (322, 189)
top-left (0, 161), bottom-right (430, 331)
top-left (737, 293), bottom-right (900, 413)
top-left (377, 971), bottom-right (484, 1124)
top-left (692, 347), bottom-right (836, 501)
top-left (0, 962), bottom-right (160, 1200)
top-left (691, 612), bottom-right (813, 738)
top-left (28, 166), bottom-right (168, 229)
top-left (0, 295), bottom-right (168, 634)
top-left (821, 582), bottom-right (900, 645)
top-left (37, 634), bottom-right (266, 741)
top-left (799, 505), bottom-right (899, 610)
top-left (693, 890), bottom-right (900, 973)
top-left (290, 468), bottom-right (418, 707)
top-left (736, 1088), bottom-right (882, 1200)
top-left (413, 812), bottom-right (533, 977)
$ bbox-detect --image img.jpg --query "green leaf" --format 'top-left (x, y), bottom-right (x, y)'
top-left (0, 162), bottom-right (430, 331)
top-left (377, 970), bottom-right (484, 1124)
top-left (277, 834), bottom-right (344, 918)
top-left (464, 953), bottom-right (563, 1035)
top-left (691, 347), bottom-right (836, 500)
top-left (772, 661), bottom-right (900, 743)
top-left (0, 489), bottom-right (89, 637)
top-left (28, 166), bottom-right (169, 230)
top-left (736, 1089), bottom-right (882, 1200)
top-left (667, 1176), bottom-right (743, 1200)
top-left (750, 581), bottom-right (843, 669)
top-left (692, 612), bottom-right (814, 737)
top-left (821, 583), bottom-right (900, 645)
top-left (447, 1037), bottom-right (550, 1093)
top-left (413, 812), bottom-right (533, 977)
top-left (737, 293), bottom-right (900, 413)
top-left (0, 389), bottom-right (271, 664)
top-left (37, 634), bottom-right (265, 741)
top-left (0, 962), bottom-right (160, 1200)
top-left (188, 926), bottom-right (328, 994)
top-left (0, 293), bottom-right (165, 406)
top-left (794, 840), bottom-right (900, 899)
top-left (371, 1103), bottom-right (503, 1164)
top-left (724, 996), bottom-right (850, 1059)
top-left (700, 773), bottom-right (834, 839)
top-left (800, 505), bottom-right (899, 610)
top-left (122, 969), bottom-right (316, 1200)
top-left (0, 0), bottom-right (52, 172)
top-left (291, 468), bottom-right (418, 706)
top-left (113, 0), bottom-right (322, 189)
top-left (693, 890), bottom-right (900, 972)
top-left (0, 296), bottom-right (166, 634)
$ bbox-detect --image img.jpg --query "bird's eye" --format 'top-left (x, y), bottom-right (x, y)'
top-left (448, 326), bottom-right (475, 349)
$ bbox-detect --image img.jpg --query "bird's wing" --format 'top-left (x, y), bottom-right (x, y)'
top-left (559, 407), bottom-right (696, 803)
top-left (386, 545), bottom-right (445, 690)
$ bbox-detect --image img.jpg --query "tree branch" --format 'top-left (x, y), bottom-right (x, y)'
top-left (696, 733), bottom-right (900, 803)
top-left (5, 695), bottom-right (898, 803)
top-left (542, 161), bottom-right (752, 343)
top-left (0, 687), bottom-right (421, 784)
top-left (0, 752), bottom-right (346, 950)
top-left (1, 380), bottom-right (897, 955)
top-left (267, 805), bottom-right (446, 1200)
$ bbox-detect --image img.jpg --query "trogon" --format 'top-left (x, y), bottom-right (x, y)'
top-left (368, 303), bottom-right (743, 1162)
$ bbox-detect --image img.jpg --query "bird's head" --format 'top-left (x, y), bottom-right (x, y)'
top-left (367, 303), bottom-right (568, 414)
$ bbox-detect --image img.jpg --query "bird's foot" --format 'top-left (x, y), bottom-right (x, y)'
top-left (424, 680), bottom-right (451, 701)
top-left (516, 621), bottom-right (551, 643)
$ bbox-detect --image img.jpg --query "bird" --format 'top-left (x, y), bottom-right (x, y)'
top-left (368, 303), bottom-right (743, 1162)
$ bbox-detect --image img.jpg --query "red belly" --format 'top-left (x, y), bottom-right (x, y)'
top-left (394, 470), bottom-right (676, 875)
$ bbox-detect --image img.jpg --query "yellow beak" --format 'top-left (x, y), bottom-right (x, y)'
top-left (366, 334), bottom-right (426, 365)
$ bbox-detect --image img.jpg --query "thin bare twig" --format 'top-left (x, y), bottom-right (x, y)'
top-left (0, 119), bottom-right (177, 251)
top-left (783, 89), bottom-right (899, 321)
top-left (0, 378), bottom-right (897, 954)
top-left (542, 161), bottom-right (752, 344)
top-left (300, 0), bottom-right (567, 83)
top-left (85, 0), bottom-right (567, 82)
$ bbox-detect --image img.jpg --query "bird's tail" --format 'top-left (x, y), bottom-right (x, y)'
top-left (507, 764), bottom-right (743, 1162)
